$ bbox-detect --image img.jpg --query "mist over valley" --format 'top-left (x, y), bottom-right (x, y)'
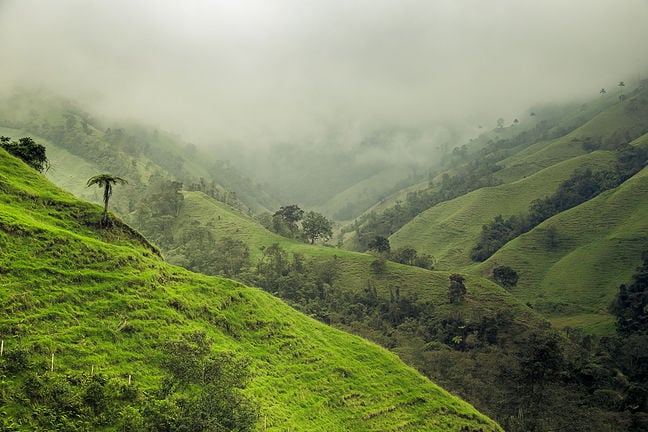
top-left (1, 1), bottom-right (648, 431)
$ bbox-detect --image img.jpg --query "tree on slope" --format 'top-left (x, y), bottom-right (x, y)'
top-left (272, 204), bottom-right (304, 237)
top-left (612, 250), bottom-right (648, 336)
top-left (368, 235), bottom-right (391, 254)
top-left (302, 211), bottom-right (333, 244)
top-left (0, 136), bottom-right (50, 172)
top-left (449, 274), bottom-right (467, 304)
top-left (87, 174), bottom-right (128, 226)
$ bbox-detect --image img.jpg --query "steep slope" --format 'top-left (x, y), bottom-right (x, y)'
top-left (387, 87), bottom-right (648, 334)
top-left (494, 90), bottom-right (648, 183)
top-left (390, 150), bottom-right (617, 269)
top-left (150, 188), bottom-right (616, 430)
top-left (344, 84), bottom-right (648, 254)
top-left (338, 89), bottom-right (626, 245)
top-left (477, 158), bottom-right (648, 334)
top-left (0, 149), bottom-right (501, 430)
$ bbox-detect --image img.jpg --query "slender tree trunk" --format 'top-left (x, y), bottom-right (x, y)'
top-left (102, 201), bottom-right (109, 225)
top-left (102, 185), bottom-right (111, 225)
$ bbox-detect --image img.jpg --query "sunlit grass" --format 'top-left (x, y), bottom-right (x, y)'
top-left (0, 148), bottom-right (502, 431)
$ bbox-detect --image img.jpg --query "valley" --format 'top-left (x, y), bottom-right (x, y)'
top-left (1, 80), bottom-right (647, 430)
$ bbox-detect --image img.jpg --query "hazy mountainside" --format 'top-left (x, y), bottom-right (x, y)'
top-left (3, 83), bottom-right (648, 430)
top-left (0, 89), bottom-right (279, 214)
top-left (493, 92), bottom-right (648, 184)
top-left (345, 83), bottom-right (648, 334)
top-left (317, 166), bottom-right (419, 222)
top-left (0, 148), bottom-right (501, 430)
top-left (137, 187), bottom-right (648, 431)
top-left (343, 85), bottom-right (645, 249)
top-left (226, 125), bottom-right (471, 219)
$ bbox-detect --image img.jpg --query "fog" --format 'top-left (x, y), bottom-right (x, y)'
top-left (1, 0), bottom-right (646, 150)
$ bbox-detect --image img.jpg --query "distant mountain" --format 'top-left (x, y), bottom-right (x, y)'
top-left (223, 124), bottom-right (473, 219)
top-left (0, 89), bottom-right (280, 214)
top-left (384, 82), bottom-right (648, 333)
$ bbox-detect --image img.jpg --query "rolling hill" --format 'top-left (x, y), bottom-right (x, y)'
top-left (386, 83), bottom-right (648, 333)
top-left (477, 157), bottom-right (648, 334)
top-left (0, 146), bottom-right (501, 430)
top-left (390, 150), bottom-right (618, 269)
top-left (138, 184), bottom-right (625, 431)
top-left (3, 83), bottom-right (647, 430)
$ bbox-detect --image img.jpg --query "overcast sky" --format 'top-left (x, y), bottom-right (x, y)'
top-left (1, 0), bottom-right (647, 149)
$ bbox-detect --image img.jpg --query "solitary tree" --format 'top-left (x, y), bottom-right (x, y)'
top-left (393, 246), bottom-right (418, 266)
top-left (301, 211), bottom-right (333, 244)
top-left (492, 265), bottom-right (519, 288)
top-left (87, 174), bottom-right (127, 226)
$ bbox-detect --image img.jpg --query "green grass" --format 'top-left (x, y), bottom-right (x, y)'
top-left (494, 88), bottom-right (648, 184)
top-left (475, 162), bottom-right (648, 335)
top-left (385, 87), bottom-right (648, 334)
top-left (0, 149), bottom-right (502, 431)
top-left (168, 190), bottom-right (541, 324)
top-left (390, 150), bottom-right (617, 270)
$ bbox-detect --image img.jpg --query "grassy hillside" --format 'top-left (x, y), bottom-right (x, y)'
top-left (0, 150), bottom-right (502, 430)
top-left (494, 87), bottom-right (648, 184)
top-left (390, 150), bottom-right (617, 269)
top-left (4, 84), bottom-right (646, 430)
top-left (151, 186), bottom-right (629, 431)
top-left (163, 191), bottom-right (534, 316)
top-left (386, 86), bottom-right (648, 335)
top-left (346, 85), bottom-right (647, 254)
top-left (337, 91), bottom-right (622, 247)
top-left (477, 157), bottom-right (648, 334)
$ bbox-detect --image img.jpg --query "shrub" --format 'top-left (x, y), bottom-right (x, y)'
top-left (492, 266), bottom-right (519, 288)
top-left (0, 137), bottom-right (50, 172)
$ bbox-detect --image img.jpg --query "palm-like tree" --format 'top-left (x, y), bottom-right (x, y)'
top-left (86, 174), bottom-right (127, 226)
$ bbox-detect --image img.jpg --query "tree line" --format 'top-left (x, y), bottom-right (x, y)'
top-left (471, 143), bottom-right (648, 261)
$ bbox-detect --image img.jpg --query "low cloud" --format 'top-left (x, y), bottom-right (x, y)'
top-left (1, 0), bottom-right (647, 151)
